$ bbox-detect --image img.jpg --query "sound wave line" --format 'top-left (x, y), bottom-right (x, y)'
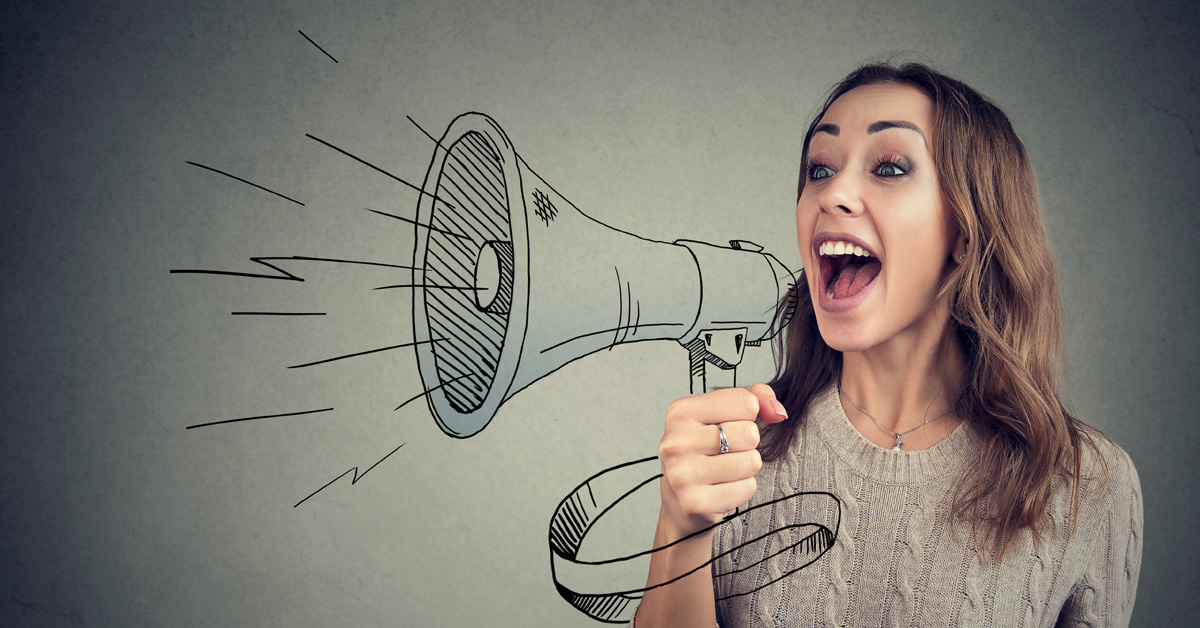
top-left (373, 284), bottom-right (481, 291)
top-left (285, 255), bottom-right (416, 270)
top-left (394, 374), bottom-right (469, 411)
top-left (185, 407), bottom-right (334, 430)
top-left (364, 207), bottom-right (471, 240)
top-left (297, 30), bottom-right (338, 63)
top-left (171, 255), bottom-right (416, 281)
top-left (185, 161), bottom-right (305, 206)
top-left (289, 338), bottom-right (443, 369)
top-left (406, 115), bottom-right (444, 151)
top-left (305, 133), bottom-right (454, 209)
top-left (232, 311), bottom-right (326, 316)
top-left (294, 443), bottom-right (404, 508)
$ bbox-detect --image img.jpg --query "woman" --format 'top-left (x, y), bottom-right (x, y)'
top-left (633, 62), bottom-right (1142, 627)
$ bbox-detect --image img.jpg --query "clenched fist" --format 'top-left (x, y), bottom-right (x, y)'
top-left (657, 383), bottom-right (789, 540)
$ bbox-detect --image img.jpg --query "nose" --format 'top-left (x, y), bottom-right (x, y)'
top-left (817, 169), bottom-right (864, 216)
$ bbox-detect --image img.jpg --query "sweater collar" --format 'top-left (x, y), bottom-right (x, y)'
top-left (807, 385), bottom-right (982, 485)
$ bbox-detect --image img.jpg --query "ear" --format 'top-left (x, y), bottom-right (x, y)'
top-left (952, 232), bottom-right (969, 265)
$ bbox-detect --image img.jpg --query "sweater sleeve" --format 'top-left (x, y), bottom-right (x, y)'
top-left (1056, 445), bottom-right (1143, 627)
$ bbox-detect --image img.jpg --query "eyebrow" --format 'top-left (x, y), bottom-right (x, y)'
top-left (813, 123), bottom-right (839, 137)
top-left (811, 120), bottom-right (927, 145)
top-left (868, 120), bottom-right (926, 144)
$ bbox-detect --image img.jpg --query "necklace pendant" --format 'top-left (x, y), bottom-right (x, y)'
top-left (893, 436), bottom-right (903, 451)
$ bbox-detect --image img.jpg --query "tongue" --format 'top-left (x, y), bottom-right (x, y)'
top-left (831, 259), bottom-right (881, 299)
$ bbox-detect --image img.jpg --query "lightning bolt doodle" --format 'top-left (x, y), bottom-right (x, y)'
top-left (294, 443), bottom-right (405, 508)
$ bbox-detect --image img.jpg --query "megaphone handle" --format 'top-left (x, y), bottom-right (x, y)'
top-left (687, 328), bottom-right (747, 393)
top-left (690, 347), bottom-right (740, 393)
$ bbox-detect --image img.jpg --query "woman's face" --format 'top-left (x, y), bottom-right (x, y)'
top-left (796, 83), bottom-right (961, 354)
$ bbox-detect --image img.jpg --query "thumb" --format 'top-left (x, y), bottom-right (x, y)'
top-left (747, 383), bottom-right (788, 424)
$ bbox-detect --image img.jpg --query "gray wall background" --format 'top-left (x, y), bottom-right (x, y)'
top-left (3, 0), bottom-right (1197, 625)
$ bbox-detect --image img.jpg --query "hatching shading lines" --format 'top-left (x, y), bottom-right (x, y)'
top-left (457, 137), bottom-right (506, 199)
top-left (533, 189), bottom-right (558, 225)
top-left (423, 131), bottom-right (513, 413)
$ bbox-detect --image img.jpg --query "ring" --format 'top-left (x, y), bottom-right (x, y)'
top-left (718, 425), bottom-right (729, 455)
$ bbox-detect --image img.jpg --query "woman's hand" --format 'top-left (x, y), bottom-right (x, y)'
top-left (656, 383), bottom-right (789, 541)
top-left (635, 384), bottom-right (788, 627)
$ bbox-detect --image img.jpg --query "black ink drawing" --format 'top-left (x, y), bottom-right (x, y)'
top-left (403, 112), bottom-right (840, 622)
top-left (409, 112), bottom-right (795, 438)
top-left (174, 63), bottom-right (841, 618)
top-left (298, 30), bottom-right (338, 64)
top-left (548, 457), bottom-right (841, 623)
top-left (293, 443), bottom-right (405, 508)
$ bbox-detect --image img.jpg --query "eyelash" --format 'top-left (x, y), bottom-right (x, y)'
top-left (803, 155), bottom-right (912, 181)
top-left (872, 154), bottom-right (911, 177)
top-left (804, 159), bottom-right (834, 181)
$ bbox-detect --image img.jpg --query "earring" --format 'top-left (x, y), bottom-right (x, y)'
top-left (958, 250), bottom-right (966, 261)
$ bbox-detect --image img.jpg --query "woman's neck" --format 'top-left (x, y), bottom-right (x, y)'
top-left (838, 319), bottom-right (965, 450)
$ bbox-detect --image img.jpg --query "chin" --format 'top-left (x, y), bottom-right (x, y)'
top-left (818, 331), bottom-right (871, 355)
top-left (813, 310), bottom-right (875, 355)
top-left (806, 281), bottom-right (871, 354)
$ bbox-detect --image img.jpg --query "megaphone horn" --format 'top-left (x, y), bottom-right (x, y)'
top-left (411, 112), bottom-right (795, 438)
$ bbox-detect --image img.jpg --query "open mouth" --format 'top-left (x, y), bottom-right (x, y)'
top-left (818, 239), bottom-right (882, 300)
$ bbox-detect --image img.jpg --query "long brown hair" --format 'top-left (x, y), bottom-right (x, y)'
top-left (761, 61), bottom-right (1105, 558)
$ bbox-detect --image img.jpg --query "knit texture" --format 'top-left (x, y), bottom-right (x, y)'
top-left (710, 385), bottom-right (1142, 628)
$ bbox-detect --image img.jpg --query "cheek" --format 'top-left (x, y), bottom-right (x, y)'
top-left (794, 198), bottom-right (817, 245)
top-left (795, 203), bottom-right (815, 261)
top-left (885, 213), bottom-right (953, 291)
top-left (794, 200), bottom-right (819, 292)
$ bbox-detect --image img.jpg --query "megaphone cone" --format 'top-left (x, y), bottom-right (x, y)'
top-left (412, 112), bottom-right (794, 438)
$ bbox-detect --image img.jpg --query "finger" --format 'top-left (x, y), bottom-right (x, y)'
top-left (708, 449), bottom-right (763, 484)
top-left (747, 383), bottom-right (788, 423)
top-left (672, 450), bottom-right (762, 487)
top-left (711, 421), bottom-right (760, 455)
top-left (678, 476), bottom-right (758, 517)
top-left (666, 387), bottom-right (760, 426)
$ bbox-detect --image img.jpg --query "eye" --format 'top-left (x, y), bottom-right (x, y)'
top-left (806, 161), bottom-right (834, 181)
top-left (873, 155), bottom-right (911, 178)
top-left (876, 163), bottom-right (905, 177)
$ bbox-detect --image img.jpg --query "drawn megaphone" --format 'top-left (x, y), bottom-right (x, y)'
top-left (411, 112), bottom-right (796, 438)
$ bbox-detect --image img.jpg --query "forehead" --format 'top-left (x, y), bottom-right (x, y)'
top-left (817, 83), bottom-right (934, 133)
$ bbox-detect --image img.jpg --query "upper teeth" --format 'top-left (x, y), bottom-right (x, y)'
top-left (819, 241), bottom-right (872, 257)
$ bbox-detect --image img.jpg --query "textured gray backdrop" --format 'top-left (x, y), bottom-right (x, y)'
top-left (3, 0), bottom-right (1197, 626)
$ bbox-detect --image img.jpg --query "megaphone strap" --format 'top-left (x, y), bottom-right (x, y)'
top-left (549, 457), bottom-right (841, 623)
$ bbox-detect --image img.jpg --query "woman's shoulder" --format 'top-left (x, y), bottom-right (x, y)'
top-left (1077, 429), bottom-right (1140, 502)
top-left (1065, 428), bottom-right (1143, 534)
top-left (1050, 428), bottom-right (1143, 623)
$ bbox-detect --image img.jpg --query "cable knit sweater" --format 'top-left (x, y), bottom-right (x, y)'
top-left (707, 385), bottom-right (1142, 627)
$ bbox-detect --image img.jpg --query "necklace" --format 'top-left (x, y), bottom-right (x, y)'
top-left (837, 386), bottom-right (955, 451)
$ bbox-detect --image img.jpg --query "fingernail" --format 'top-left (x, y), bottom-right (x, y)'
top-left (771, 399), bottom-right (788, 418)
